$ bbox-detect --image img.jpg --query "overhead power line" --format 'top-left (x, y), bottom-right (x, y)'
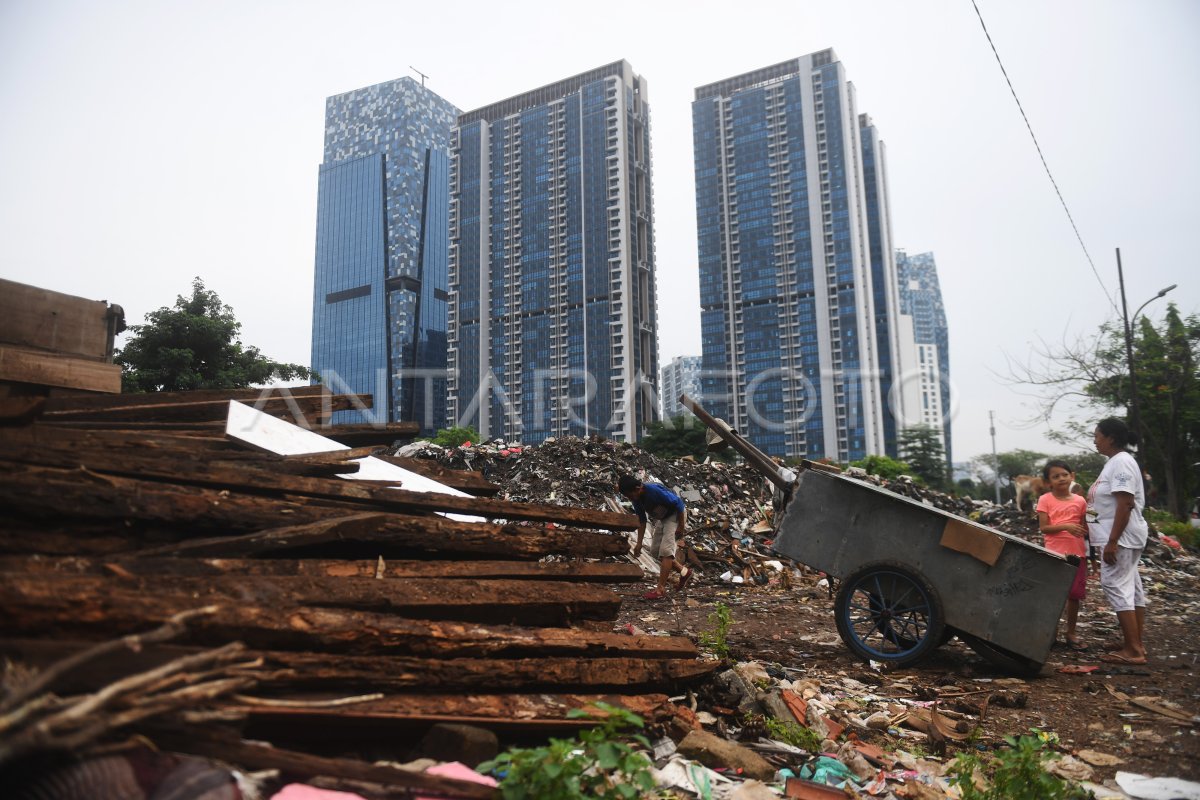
top-left (969, 0), bottom-right (1119, 314)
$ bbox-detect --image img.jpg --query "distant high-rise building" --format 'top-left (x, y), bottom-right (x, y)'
top-left (311, 78), bottom-right (459, 430)
top-left (693, 50), bottom-right (897, 461)
top-left (448, 61), bottom-right (658, 444)
top-left (660, 356), bottom-right (702, 419)
top-left (895, 249), bottom-right (951, 463)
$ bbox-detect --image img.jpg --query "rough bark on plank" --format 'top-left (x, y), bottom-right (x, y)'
top-left (38, 393), bottom-right (368, 423)
top-left (0, 344), bottom-right (121, 393)
top-left (0, 555), bottom-right (644, 583)
top-left (313, 422), bottom-right (420, 446)
top-left (129, 513), bottom-right (625, 560)
top-left (0, 442), bottom-right (639, 529)
top-left (0, 463), bottom-right (347, 533)
top-left (374, 455), bottom-right (500, 497)
top-left (0, 573), bottom-right (623, 627)
top-left (40, 384), bottom-right (329, 412)
top-left (146, 727), bottom-right (496, 800)
top-left (0, 586), bottom-right (691, 657)
top-left (228, 692), bottom-right (689, 736)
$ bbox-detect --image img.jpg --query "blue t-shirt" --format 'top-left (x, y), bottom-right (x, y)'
top-left (632, 483), bottom-right (685, 523)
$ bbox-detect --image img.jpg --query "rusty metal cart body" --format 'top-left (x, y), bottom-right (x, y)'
top-left (677, 393), bottom-right (1077, 674)
top-left (773, 466), bottom-right (1077, 673)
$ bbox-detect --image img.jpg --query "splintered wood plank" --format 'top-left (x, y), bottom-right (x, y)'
top-left (227, 692), bottom-right (685, 734)
top-left (0, 438), bottom-right (639, 530)
top-left (0, 278), bottom-right (114, 360)
top-left (0, 573), bottom-right (623, 627)
top-left (145, 727), bottom-right (496, 800)
top-left (40, 384), bottom-right (329, 412)
top-left (0, 463), bottom-right (347, 533)
top-left (0, 555), bottom-right (644, 583)
top-left (38, 393), bottom-right (368, 423)
top-left (0, 344), bottom-right (121, 393)
top-left (375, 455), bottom-right (500, 496)
top-left (317, 422), bottom-right (420, 446)
top-left (0, 639), bottom-right (715, 693)
top-left (0, 587), bottom-right (697, 659)
top-left (130, 513), bottom-right (626, 560)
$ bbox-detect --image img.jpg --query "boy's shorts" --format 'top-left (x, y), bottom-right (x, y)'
top-left (649, 517), bottom-right (679, 559)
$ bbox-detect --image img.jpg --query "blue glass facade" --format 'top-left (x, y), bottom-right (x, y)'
top-left (693, 51), bottom-right (894, 461)
top-left (896, 250), bottom-right (952, 464)
top-left (311, 78), bottom-right (459, 430)
top-left (449, 61), bottom-right (658, 444)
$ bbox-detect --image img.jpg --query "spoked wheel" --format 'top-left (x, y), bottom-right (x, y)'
top-left (834, 561), bottom-right (945, 667)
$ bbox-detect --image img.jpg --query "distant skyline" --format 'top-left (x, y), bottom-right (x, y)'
top-left (1, 0), bottom-right (1196, 463)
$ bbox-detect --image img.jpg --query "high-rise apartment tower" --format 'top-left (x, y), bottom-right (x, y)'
top-left (693, 50), bottom-right (898, 460)
top-left (895, 249), bottom-right (952, 464)
top-left (448, 61), bottom-right (659, 443)
top-left (311, 78), bottom-right (459, 430)
top-left (660, 355), bottom-right (702, 419)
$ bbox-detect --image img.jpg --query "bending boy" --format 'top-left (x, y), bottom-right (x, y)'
top-left (617, 474), bottom-right (692, 600)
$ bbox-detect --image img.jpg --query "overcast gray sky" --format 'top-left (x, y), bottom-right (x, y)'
top-left (2, 0), bottom-right (1196, 463)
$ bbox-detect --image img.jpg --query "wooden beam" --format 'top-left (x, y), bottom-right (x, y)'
top-left (39, 393), bottom-right (369, 423)
top-left (40, 384), bottom-right (329, 412)
top-left (0, 344), bottom-right (121, 393)
top-left (0, 573), bottom-right (624, 627)
top-left (0, 555), bottom-right (644, 583)
top-left (313, 422), bottom-right (420, 446)
top-left (375, 455), bottom-right (500, 496)
top-left (0, 278), bottom-right (115, 361)
top-left (0, 441), bottom-right (639, 530)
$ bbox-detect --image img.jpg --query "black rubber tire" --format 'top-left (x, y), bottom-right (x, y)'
top-left (834, 561), bottom-right (946, 668)
top-left (959, 632), bottom-right (1045, 678)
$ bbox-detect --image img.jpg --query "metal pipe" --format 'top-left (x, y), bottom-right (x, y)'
top-left (679, 394), bottom-right (796, 489)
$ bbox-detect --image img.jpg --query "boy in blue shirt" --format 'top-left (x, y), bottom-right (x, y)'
top-left (618, 474), bottom-right (692, 600)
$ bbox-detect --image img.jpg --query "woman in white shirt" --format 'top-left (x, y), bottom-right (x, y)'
top-left (1088, 417), bottom-right (1149, 665)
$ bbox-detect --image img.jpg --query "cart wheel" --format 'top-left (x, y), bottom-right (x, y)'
top-left (834, 561), bottom-right (945, 667)
top-left (959, 632), bottom-right (1044, 678)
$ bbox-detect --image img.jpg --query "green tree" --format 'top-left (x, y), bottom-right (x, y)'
top-left (971, 449), bottom-right (1048, 482)
top-left (426, 426), bottom-right (480, 447)
top-left (850, 453), bottom-right (913, 481)
top-left (639, 415), bottom-right (708, 460)
top-left (1009, 304), bottom-right (1200, 519)
top-left (116, 278), bottom-right (312, 392)
top-left (897, 425), bottom-right (950, 488)
top-left (1087, 306), bottom-right (1200, 518)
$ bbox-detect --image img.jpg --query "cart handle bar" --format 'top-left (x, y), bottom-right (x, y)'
top-left (679, 394), bottom-right (797, 490)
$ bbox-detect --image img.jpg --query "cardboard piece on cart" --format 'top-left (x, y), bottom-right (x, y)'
top-left (939, 517), bottom-right (1005, 566)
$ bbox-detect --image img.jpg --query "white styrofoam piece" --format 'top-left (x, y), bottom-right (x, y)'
top-left (224, 401), bottom-right (479, 521)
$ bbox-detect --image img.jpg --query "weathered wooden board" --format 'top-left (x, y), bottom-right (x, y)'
top-left (0, 344), bottom-right (121, 393)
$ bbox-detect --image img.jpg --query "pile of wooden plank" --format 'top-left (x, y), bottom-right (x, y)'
top-left (0, 386), bottom-right (712, 794)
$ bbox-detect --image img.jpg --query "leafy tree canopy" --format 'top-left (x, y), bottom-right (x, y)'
top-left (425, 426), bottom-right (481, 448)
top-left (1007, 303), bottom-right (1200, 518)
top-left (639, 415), bottom-right (709, 461)
top-left (897, 424), bottom-right (950, 488)
top-left (849, 453), bottom-right (913, 481)
top-left (115, 278), bottom-right (312, 393)
top-left (971, 449), bottom-right (1049, 483)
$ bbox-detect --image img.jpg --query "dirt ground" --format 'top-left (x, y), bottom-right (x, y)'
top-left (612, 567), bottom-right (1200, 785)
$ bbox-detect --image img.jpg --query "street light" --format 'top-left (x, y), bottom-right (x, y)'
top-left (1116, 248), bottom-right (1177, 458)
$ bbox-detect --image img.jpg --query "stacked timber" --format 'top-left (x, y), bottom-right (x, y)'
top-left (0, 386), bottom-right (711, 795)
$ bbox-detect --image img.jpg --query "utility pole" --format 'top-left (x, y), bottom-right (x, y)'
top-left (989, 410), bottom-right (1001, 504)
top-left (1116, 248), bottom-right (1141, 462)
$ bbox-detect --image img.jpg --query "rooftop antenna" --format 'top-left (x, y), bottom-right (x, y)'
top-left (409, 66), bottom-right (429, 87)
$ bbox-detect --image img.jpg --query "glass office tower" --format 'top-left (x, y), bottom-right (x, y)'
top-left (448, 61), bottom-right (658, 444)
top-left (311, 78), bottom-right (459, 430)
top-left (693, 50), bottom-right (898, 461)
top-left (896, 249), bottom-right (952, 464)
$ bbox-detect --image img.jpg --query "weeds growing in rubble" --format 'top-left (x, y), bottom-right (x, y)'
top-left (478, 702), bottom-right (657, 799)
top-left (948, 733), bottom-right (1090, 800)
top-left (698, 602), bottom-right (733, 660)
top-left (763, 717), bottom-right (822, 752)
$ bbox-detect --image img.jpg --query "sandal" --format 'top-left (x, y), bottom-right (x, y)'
top-left (677, 566), bottom-right (694, 591)
top-left (642, 589), bottom-right (666, 600)
top-left (1066, 638), bottom-right (1088, 651)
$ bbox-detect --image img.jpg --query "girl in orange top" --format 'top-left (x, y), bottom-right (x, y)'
top-left (1036, 459), bottom-right (1089, 649)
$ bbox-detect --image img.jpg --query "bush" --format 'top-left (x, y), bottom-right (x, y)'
top-left (425, 426), bottom-right (480, 448)
top-left (948, 733), bottom-right (1089, 800)
top-left (478, 702), bottom-right (655, 799)
top-left (849, 454), bottom-right (913, 481)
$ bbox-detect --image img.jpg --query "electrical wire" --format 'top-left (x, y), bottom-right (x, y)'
top-left (969, 0), bottom-right (1119, 314)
